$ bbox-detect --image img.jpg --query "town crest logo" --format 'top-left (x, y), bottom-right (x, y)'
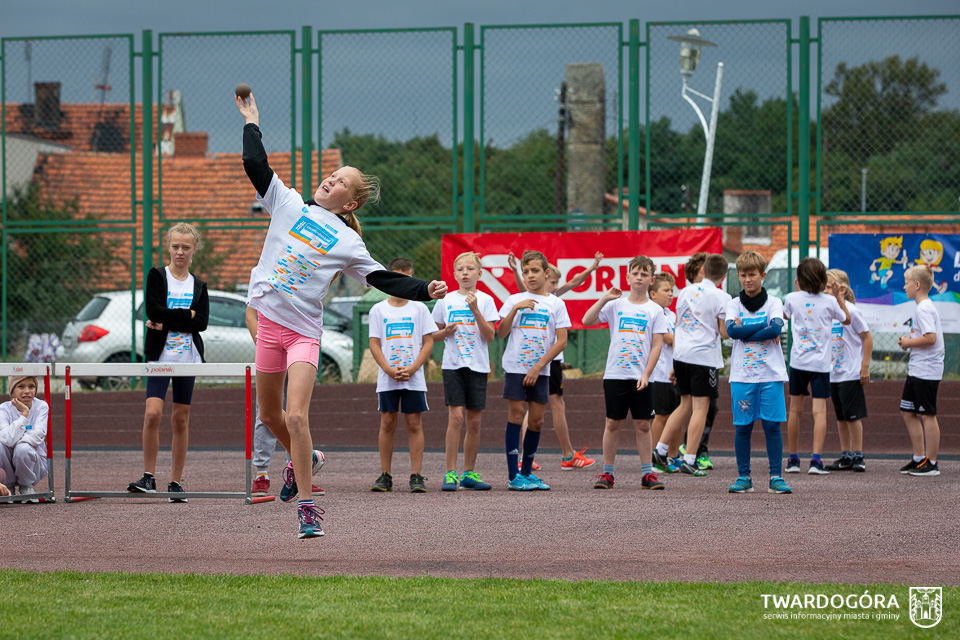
top-left (909, 587), bottom-right (942, 628)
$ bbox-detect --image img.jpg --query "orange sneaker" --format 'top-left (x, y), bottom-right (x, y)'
top-left (561, 448), bottom-right (596, 470)
top-left (517, 460), bottom-right (542, 472)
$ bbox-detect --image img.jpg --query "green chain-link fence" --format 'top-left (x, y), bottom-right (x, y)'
top-left (3, 19), bottom-right (959, 384)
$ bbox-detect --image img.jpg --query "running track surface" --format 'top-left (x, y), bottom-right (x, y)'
top-left (2, 449), bottom-right (957, 585)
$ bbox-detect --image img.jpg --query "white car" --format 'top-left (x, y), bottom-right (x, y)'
top-left (60, 290), bottom-right (354, 389)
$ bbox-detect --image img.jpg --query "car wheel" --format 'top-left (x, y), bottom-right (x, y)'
top-left (318, 355), bottom-right (342, 384)
top-left (97, 353), bottom-right (141, 391)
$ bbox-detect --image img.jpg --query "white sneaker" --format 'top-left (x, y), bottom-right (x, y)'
top-left (312, 450), bottom-right (325, 476)
top-left (20, 485), bottom-right (38, 504)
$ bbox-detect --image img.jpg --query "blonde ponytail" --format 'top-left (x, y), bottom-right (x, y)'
top-left (341, 211), bottom-right (362, 237)
top-left (827, 268), bottom-right (855, 304)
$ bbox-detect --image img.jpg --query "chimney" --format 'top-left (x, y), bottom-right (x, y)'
top-left (172, 132), bottom-right (208, 157)
top-left (34, 82), bottom-right (62, 128)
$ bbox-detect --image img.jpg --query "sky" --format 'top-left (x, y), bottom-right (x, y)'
top-left (3, 1), bottom-right (958, 152)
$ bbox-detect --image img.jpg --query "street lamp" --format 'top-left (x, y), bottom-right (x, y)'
top-left (668, 28), bottom-right (722, 224)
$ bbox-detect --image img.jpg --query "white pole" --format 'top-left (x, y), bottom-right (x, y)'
top-left (696, 62), bottom-right (724, 223)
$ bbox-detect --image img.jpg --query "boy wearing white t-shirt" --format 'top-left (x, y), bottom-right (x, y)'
top-left (783, 257), bottom-right (851, 475)
top-left (368, 258), bottom-right (440, 493)
top-left (648, 273), bottom-right (679, 468)
top-left (825, 269), bottom-right (872, 474)
top-left (498, 250), bottom-right (571, 491)
top-left (724, 252), bottom-right (791, 495)
top-left (653, 254), bottom-right (731, 477)
top-left (433, 252), bottom-right (499, 491)
top-left (898, 265), bottom-right (945, 477)
top-left (582, 256), bottom-right (666, 490)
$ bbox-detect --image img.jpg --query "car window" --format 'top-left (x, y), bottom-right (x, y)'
top-left (208, 297), bottom-right (246, 328)
top-left (75, 297), bottom-right (111, 322)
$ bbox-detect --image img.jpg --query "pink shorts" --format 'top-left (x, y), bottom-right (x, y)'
top-left (255, 312), bottom-right (320, 373)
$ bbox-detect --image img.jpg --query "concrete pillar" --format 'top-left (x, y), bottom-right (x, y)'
top-left (565, 63), bottom-right (605, 224)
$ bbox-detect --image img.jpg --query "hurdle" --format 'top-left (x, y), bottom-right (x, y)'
top-left (0, 363), bottom-right (56, 504)
top-left (57, 362), bottom-right (270, 504)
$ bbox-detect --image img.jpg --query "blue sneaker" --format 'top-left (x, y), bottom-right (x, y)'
top-left (280, 451), bottom-right (324, 503)
top-left (280, 461), bottom-right (298, 502)
top-left (768, 476), bottom-right (792, 494)
top-left (460, 470), bottom-right (491, 491)
top-left (728, 476), bottom-right (754, 493)
top-left (507, 475), bottom-right (536, 491)
top-left (523, 473), bottom-right (551, 491)
top-left (668, 457), bottom-right (683, 473)
top-left (441, 471), bottom-right (459, 492)
top-left (297, 503), bottom-right (325, 539)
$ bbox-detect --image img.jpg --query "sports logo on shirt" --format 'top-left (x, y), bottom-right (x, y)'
top-left (385, 320), bottom-right (415, 339)
top-left (517, 312), bottom-right (549, 330)
top-left (448, 309), bottom-right (477, 326)
top-left (289, 216), bottom-right (340, 255)
top-left (617, 316), bottom-right (648, 334)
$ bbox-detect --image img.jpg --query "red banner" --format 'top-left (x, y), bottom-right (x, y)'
top-left (441, 229), bottom-right (723, 329)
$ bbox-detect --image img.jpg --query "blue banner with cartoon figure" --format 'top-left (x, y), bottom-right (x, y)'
top-left (829, 233), bottom-right (960, 333)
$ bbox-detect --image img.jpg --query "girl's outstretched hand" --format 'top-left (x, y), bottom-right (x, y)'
top-left (428, 280), bottom-right (448, 299)
top-left (236, 94), bottom-right (259, 127)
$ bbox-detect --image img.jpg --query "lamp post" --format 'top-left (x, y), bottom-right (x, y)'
top-left (668, 28), bottom-right (722, 224)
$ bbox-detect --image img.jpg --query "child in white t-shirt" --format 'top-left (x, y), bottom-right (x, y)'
top-left (825, 269), bottom-right (872, 474)
top-left (898, 265), bottom-right (945, 477)
top-left (653, 254), bottom-right (731, 477)
top-left (498, 251), bottom-right (571, 491)
top-left (368, 258), bottom-right (440, 493)
top-left (432, 252), bottom-right (499, 492)
top-left (582, 256), bottom-right (666, 490)
top-left (783, 257), bottom-right (851, 475)
top-left (724, 252), bottom-right (791, 495)
top-left (649, 273), bottom-right (678, 465)
top-left (0, 375), bottom-right (49, 502)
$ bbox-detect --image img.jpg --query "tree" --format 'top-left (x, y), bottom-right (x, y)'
top-left (4, 182), bottom-right (123, 355)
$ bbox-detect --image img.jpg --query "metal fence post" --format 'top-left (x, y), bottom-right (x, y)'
top-left (628, 19), bottom-right (640, 231)
top-left (798, 16), bottom-right (811, 259)
top-left (302, 26), bottom-right (313, 197)
top-left (142, 30), bottom-right (154, 290)
top-left (462, 23), bottom-right (475, 234)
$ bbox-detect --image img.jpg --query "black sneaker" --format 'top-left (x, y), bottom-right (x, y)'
top-left (371, 472), bottom-right (393, 492)
top-left (167, 481), bottom-right (188, 503)
top-left (908, 459), bottom-right (940, 477)
top-left (409, 474), bottom-right (427, 493)
top-left (827, 455), bottom-right (853, 471)
top-left (851, 456), bottom-right (866, 472)
top-left (679, 461), bottom-right (707, 477)
top-left (784, 458), bottom-right (801, 474)
top-left (652, 450), bottom-right (670, 472)
top-left (127, 473), bottom-right (156, 493)
top-left (899, 459), bottom-right (923, 474)
top-left (808, 459), bottom-right (829, 475)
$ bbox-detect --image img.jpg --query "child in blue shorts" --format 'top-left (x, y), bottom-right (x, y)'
top-left (724, 252), bottom-right (792, 494)
top-left (368, 258), bottom-right (439, 493)
top-left (498, 250), bottom-right (571, 491)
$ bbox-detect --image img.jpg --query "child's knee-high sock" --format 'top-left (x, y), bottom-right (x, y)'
top-left (520, 429), bottom-right (542, 477)
top-left (506, 422), bottom-right (522, 481)
top-left (734, 422), bottom-right (753, 477)
top-left (762, 419), bottom-right (783, 476)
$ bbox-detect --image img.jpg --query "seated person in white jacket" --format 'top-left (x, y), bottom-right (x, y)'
top-left (0, 375), bottom-right (49, 501)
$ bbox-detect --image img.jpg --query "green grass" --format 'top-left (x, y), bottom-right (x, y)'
top-left (0, 571), bottom-right (955, 639)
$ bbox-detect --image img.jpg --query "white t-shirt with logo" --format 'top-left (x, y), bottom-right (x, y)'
top-left (651, 308), bottom-right (676, 384)
top-left (830, 302), bottom-right (870, 383)
top-left (673, 280), bottom-right (731, 369)
top-left (726, 296), bottom-right (788, 384)
top-left (499, 293), bottom-right (571, 376)
top-left (368, 300), bottom-right (438, 393)
top-left (784, 291), bottom-right (846, 373)
top-left (248, 174), bottom-right (384, 339)
top-left (432, 290), bottom-right (499, 373)
top-left (158, 267), bottom-right (201, 364)
top-left (597, 298), bottom-right (666, 381)
top-left (908, 299), bottom-right (945, 380)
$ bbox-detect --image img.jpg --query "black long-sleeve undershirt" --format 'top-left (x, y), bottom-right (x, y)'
top-left (242, 123), bottom-right (273, 197)
top-left (366, 270), bottom-right (432, 301)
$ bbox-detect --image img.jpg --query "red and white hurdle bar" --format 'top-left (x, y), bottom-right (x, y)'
top-left (0, 363), bottom-right (56, 504)
top-left (56, 362), bottom-right (268, 504)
